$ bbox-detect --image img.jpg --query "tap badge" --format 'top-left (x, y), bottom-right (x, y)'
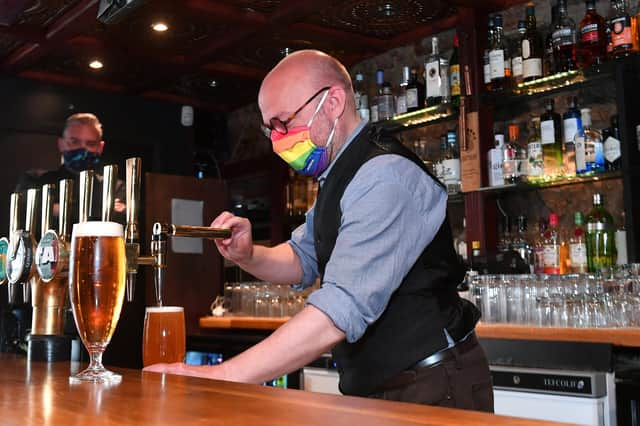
top-left (36, 230), bottom-right (61, 282)
top-left (0, 238), bottom-right (8, 282)
top-left (6, 231), bottom-right (32, 284)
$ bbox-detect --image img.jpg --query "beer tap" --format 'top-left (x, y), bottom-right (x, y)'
top-left (7, 188), bottom-right (39, 304)
top-left (150, 223), bottom-right (230, 307)
top-left (102, 165), bottom-right (118, 222)
top-left (34, 180), bottom-right (73, 336)
top-left (1, 193), bottom-right (23, 296)
top-left (123, 156), bottom-right (231, 306)
top-left (79, 170), bottom-right (94, 223)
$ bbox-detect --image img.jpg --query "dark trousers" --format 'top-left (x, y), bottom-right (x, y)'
top-left (369, 341), bottom-right (494, 412)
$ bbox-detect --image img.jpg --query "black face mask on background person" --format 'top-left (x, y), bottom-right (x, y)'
top-left (63, 148), bottom-right (100, 172)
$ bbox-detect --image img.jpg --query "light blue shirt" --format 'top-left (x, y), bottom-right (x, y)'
top-left (288, 122), bottom-right (448, 343)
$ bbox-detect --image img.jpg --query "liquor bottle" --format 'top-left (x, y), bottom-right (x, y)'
top-left (512, 215), bottom-right (532, 270)
top-left (488, 133), bottom-right (505, 186)
top-left (378, 81), bottom-right (394, 121)
top-left (552, 0), bottom-right (578, 72)
top-left (527, 117), bottom-right (544, 180)
top-left (406, 68), bottom-right (425, 113)
top-left (442, 130), bottom-right (461, 194)
top-left (562, 96), bottom-right (582, 177)
top-left (533, 219), bottom-right (548, 274)
top-left (353, 73), bottom-right (370, 122)
top-left (425, 36), bottom-right (450, 106)
top-left (512, 20), bottom-right (527, 85)
top-left (615, 212), bottom-right (628, 265)
top-left (396, 66), bottom-right (409, 116)
top-left (371, 69), bottom-right (384, 123)
top-left (484, 17), bottom-right (495, 91)
top-left (523, 5), bottom-right (544, 81)
top-left (450, 34), bottom-right (461, 107)
top-left (503, 123), bottom-right (520, 184)
top-left (610, 0), bottom-right (640, 57)
top-left (606, 1), bottom-right (615, 59)
top-left (575, 108), bottom-right (605, 174)
top-left (540, 99), bottom-right (563, 179)
top-left (497, 216), bottom-right (512, 253)
top-left (604, 115), bottom-right (622, 171)
top-left (470, 240), bottom-right (488, 275)
top-left (569, 212), bottom-right (588, 273)
top-left (543, 213), bottom-right (562, 275)
top-left (585, 193), bottom-right (617, 272)
top-left (489, 14), bottom-right (509, 91)
top-left (434, 135), bottom-right (448, 184)
top-left (579, 0), bottom-right (607, 68)
top-left (545, 4), bottom-right (559, 76)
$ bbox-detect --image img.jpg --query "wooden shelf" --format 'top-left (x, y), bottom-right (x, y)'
top-left (200, 316), bottom-right (640, 347)
top-left (199, 316), bottom-right (289, 330)
top-left (476, 323), bottom-right (640, 347)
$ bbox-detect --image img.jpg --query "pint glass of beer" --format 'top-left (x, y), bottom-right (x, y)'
top-left (142, 306), bottom-right (186, 367)
top-left (69, 221), bottom-right (126, 383)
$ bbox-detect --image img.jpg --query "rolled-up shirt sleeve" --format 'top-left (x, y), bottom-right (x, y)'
top-left (306, 155), bottom-right (447, 343)
top-left (287, 206), bottom-right (320, 289)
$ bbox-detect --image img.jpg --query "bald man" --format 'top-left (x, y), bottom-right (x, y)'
top-left (146, 50), bottom-right (493, 412)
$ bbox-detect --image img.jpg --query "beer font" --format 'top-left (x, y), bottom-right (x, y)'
top-left (7, 188), bottom-right (39, 304)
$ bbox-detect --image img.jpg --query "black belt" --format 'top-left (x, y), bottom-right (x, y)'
top-left (375, 332), bottom-right (479, 392)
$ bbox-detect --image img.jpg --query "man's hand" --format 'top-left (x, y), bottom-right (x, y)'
top-left (211, 211), bottom-right (254, 266)
top-left (143, 362), bottom-right (228, 381)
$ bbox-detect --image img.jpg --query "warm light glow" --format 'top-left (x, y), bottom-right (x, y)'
top-left (89, 60), bottom-right (103, 70)
top-left (152, 22), bottom-right (169, 32)
top-left (209, 80), bottom-right (217, 88)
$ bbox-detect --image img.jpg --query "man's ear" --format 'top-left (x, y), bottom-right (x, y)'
top-left (326, 87), bottom-right (347, 119)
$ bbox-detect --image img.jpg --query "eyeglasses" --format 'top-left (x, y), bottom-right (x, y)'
top-left (63, 137), bottom-right (102, 150)
top-left (261, 86), bottom-right (331, 138)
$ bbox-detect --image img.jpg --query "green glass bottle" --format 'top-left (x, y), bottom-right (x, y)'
top-left (585, 193), bottom-right (617, 272)
top-left (540, 98), bottom-right (563, 179)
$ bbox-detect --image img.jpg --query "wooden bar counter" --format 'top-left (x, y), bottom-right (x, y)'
top-left (0, 353), bottom-right (564, 425)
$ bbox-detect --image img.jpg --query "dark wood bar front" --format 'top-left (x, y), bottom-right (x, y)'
top-left (0, 354), bottom-right (566, 425)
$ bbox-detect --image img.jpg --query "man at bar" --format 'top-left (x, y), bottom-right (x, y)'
top-left (16, 113), bottom-right (125, 224)
top-left (146, 50), bottom-right (493, 411)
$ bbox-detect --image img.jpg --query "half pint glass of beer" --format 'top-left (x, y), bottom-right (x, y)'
top-left (142, 306), bottom-right (186, 367)
top-left (69, 221), bottom-right (126, 383)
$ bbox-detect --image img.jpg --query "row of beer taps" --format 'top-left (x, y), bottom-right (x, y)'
top-left (0, 157), bottom-right (230, 337)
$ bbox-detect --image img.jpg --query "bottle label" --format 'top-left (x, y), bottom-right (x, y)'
top-left (370, 105), bottom-right (379, 123)
top-left (483, 62), bottom-right (491, 84)
top-left (540, 120), bottom-right (556, 145)
top-left (442, 159), bottom-right (461, 184)
top-left (522, 39), bottom-right (531, 59)
top-left (587, 222), bottom-right (612, 232)
top-left (552, 28), bottom-right (574, 47)
top-left (396, 94), bottom-right (407, 115)
top-left (604, 136), bottom-right (621, 162)
top-left (489, 50), bottom-right (505, 79)
top-left (358, 108), bottom-right (370, 122)
top-left (575, 138), bottom-right (587, 173)
top-left (612, 16), bottom-right (633, 49)
top-left (581, 24), bottom-right (601, 44)
top-left (488, 148), bottom-right (504, 186)
top-left (406, 88), bottom-right (419, 109)
top-left (512, 56), bottom-right (523, 77)
top-left (426, 60), bottom-right (441, 99)
top-left (543, 244), bottom-right (560, 272)
top-left (527, 141), bottom-right (544, 176)
top-left (450, 64), bottom-right (461, 96)
top-left (569, 242), bottom-right (587, 267)
top-left (523, 58), bottom-right (542, 79)
top-left (563, 117), bottom-right (580, 143)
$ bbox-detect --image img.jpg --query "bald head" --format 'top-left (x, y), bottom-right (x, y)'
top-left (258, 50), bottom-right (355, 122)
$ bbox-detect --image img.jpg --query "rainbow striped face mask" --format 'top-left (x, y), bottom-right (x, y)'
top-left (270, 90), bottom-right (338, 177)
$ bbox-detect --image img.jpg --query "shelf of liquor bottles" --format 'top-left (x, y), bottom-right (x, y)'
top-left (482, 61), bottom-right (616, 109)
top-left (474, 169), bottom-right (622, 195)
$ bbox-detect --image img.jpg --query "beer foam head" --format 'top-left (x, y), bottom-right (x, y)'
top-left (73, 221), bottom-right (123, 237)
top-left (146, 306), bottom-right (184, 313)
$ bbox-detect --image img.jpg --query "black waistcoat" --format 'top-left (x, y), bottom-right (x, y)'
top-left (313, 124), bottom-right (480, 397)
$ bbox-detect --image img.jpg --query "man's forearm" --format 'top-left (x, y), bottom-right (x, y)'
top-left (236, 243), bottom-right (304, 285)
top-left (220, 305), bottom-right (345, 384)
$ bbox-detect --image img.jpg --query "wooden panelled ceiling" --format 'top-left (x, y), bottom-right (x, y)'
top-left (0, 0), bottom-right (527, 112)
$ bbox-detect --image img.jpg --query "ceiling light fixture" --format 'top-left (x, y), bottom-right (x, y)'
top-left (209, 80), bottom-right (217, 88)
top-left (89, 60), bottom-right (103, 70)
top-left (152, 22), bottom-right (169, 32)
top-left (280, 47), bottom-right (293, 57)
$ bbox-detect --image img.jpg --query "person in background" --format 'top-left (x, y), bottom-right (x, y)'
top-left (16, 112), bottom-right (125, 225)
top-left (145, 50), bottom-right (493, 412)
